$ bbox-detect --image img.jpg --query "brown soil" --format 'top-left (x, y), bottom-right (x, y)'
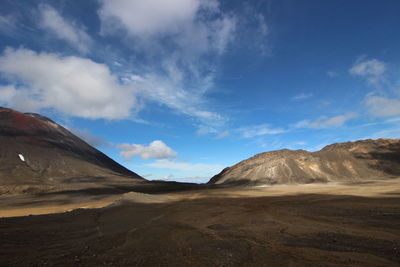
top-left (1, 179), bottom-right (399, 266)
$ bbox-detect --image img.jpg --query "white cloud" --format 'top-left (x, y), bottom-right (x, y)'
top-left (238, 124), bottom-right (285, 138)
top-left (39, 5), bottom-right (92, 54)
top-left (0, 48), bottom-right (135, 119)
top-left (215, 130), bottom-right (230, 139)
top-left (117, 140), bottom-right (178, 161)
top-left (96, 0), bottom-right (270, 129)
top-left (196, 126), bottom-right (229, 139)
top-left (147, 159), bottom-right (223, 173)
top-left (196, 125), bottom-right (217, 135)
top-left (99, 0), bottom-right (235, 49)
top-left (98, 0), bottom-right (235, 55)
top-left (293, 120), bottom-right (310, 128)
top-left (350, 59), bottom-right (385, 76)
top-left (0, 47), bottom-right (223, 125)
top-left (98, 0), bottom-right (235, 128)
top-left (349, 58), bottom-right (386, 87)
top-left (0, 85), bottom-right (18, 102)
top-left (350, 58), bottom-right (400, 120)
top-left (364, 95), bottom-right (400, 117)
top-left (0, 84), bottom-right (44, 111)
top-left (295, 112), bottom-right (358, 128)
top-left (292, 92), bottom-right (313, 101)
top-left (99, 0), bottom-right (199, 37)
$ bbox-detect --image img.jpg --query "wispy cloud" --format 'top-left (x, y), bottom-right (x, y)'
top-left (295, 112), bottom-right (358, 128)
top-left (0, 15), bottom-right (17, 36)
top-left (363, 95), bottom-right (400, 117)
top-left (128, 73), bottom-right (225, 126)
top-left (215, 130), bottom-right (230, 139)
top-left (367, 127), bottom-right (400, 139)
top-left (196, 125), bottom-right (218, 135)
top-left (147, 159), bottom-right (224, 173)
top-left (0, 0), bottom-right (271, 130)
top-left (196, 126), bottom-right (230, 139)
top-left (255, 13), bottom-right (270, 55)
top-left (349, 58), bottom-right (386, 88)
top-left (97, 0), bottom-right (237, 127)
top-left (238, 124), bottom-right (285, 138)
top-left (349, 58), bottom-right (400, 119)
top-left (39, 4), bottom-right (92, 54)
top-left (292, 92), bottom-right (313, 101)
top-left (293, 141), bottom-right (307, 146)
top-left (117, 140), bottom-right (178, 161)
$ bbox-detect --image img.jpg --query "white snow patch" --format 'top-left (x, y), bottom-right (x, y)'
top-left (18, 154), bottom-right (25, 162)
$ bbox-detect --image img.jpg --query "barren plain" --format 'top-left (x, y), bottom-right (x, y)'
top-left (1, 178), bottom-right (399, 266)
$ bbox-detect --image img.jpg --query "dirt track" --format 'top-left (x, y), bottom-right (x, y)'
top-left (1, 179), bottom-right (400, 266)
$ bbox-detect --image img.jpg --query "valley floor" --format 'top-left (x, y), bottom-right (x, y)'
top-left (1, 178), bottom-right (400, 266)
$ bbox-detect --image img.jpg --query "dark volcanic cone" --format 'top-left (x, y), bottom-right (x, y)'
top-left (209, 139), bottom-right (400, 185)
top-left (0, 107), bottom-right (143, 194)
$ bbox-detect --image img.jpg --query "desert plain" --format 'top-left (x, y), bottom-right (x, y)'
top-left (1, 178), bottom-right (399, 266)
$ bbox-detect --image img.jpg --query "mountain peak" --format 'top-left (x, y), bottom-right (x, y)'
top-left (0, 107), bottom-right (143, 194)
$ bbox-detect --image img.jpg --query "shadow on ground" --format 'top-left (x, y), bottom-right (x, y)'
top-left (0, 193), bottom-right (399, 266)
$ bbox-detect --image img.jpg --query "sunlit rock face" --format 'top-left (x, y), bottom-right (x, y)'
top-left (208, 139), bottom-right (400, 185)
top-left (0, 107), bottom-right (143, 194)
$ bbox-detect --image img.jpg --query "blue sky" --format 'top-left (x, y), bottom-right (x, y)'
top-left (1, 0), bottom-right (400, 183)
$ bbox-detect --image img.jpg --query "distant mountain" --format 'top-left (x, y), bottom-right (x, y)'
top-left (208, 139), bottom-right (400, 185)
top-left (0, 107), bottom-right (143, 194)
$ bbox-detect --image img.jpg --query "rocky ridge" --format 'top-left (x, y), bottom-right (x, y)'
top-left (209, 139), bottom-right (400, 185)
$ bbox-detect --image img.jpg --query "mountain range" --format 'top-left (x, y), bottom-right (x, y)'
top-left (1, 107), bottom-right (400, 193)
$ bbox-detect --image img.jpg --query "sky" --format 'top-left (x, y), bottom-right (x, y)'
top-left (1, 0), bottom-right (400, 183)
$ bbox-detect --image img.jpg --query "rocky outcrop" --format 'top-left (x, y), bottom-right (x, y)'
top-left (208, 139), bottom-right (400, 185)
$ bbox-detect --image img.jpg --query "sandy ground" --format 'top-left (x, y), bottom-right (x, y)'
top-left (2, 179), bottom-right (399, 218)
top-left (0, 191), bottom-right (119, 218)
top-left (0, 178), bottom-right (399, 266)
